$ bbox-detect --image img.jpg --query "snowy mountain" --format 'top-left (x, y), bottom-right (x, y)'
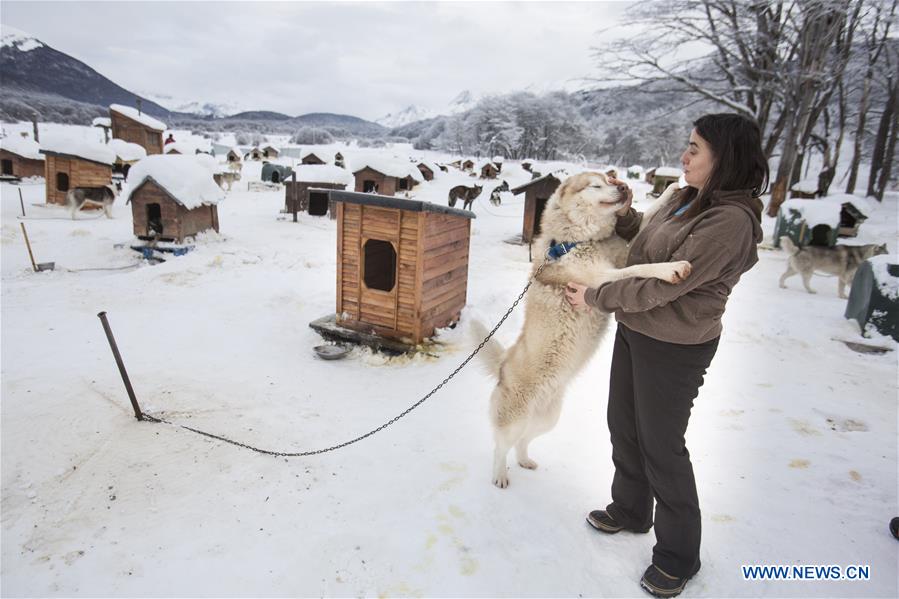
top-left (0, 25), bottom-right (172, 121)
top-left (375, 105), bottom-right (436, 128)
top-left (376, 90), bottom-right (481, 128)
top-left (138, 92), bottom-right (246, 119)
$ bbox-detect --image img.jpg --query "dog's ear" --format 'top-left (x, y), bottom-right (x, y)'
top-left (556, 175), bottom-right (589, 199)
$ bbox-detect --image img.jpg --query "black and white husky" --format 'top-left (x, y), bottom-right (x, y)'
top-left (66, 185), bottom-right (118, 219)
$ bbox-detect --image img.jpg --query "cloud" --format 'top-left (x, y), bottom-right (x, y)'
top-left (2, 0), bottom-right (632, 120)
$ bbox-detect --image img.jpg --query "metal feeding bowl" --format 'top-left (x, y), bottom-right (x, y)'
top-left (314, 344), bottom-right (351, 360)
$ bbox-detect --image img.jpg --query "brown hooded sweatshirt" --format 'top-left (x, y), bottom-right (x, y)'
top-left (584, 184), bottom-right (764, 344)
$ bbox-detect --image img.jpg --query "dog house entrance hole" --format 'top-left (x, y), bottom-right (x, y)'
top-left (308, 191), bottom-right (329, 216)
top-left (534, 197), bottom-right (549, 235)
top-left (363, 180), bottom-right (378, 193)
top-left (56, 172), bottom-right (69, 192)
top-left (363, 239), bottom-right (397, 292)
top-left (398, 178), bottom-right (409, 191)
top-left (271, 171), bottom-right (280, 184)
top-left (810, 224), bottom-right (832, 246)
top-left (1, 159), bottom-right (12, 175)
top-left (147, 203), bottom-right (164, 236)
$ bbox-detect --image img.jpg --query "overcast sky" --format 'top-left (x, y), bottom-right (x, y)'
top-left (2, 1), bottom-right (636, 120)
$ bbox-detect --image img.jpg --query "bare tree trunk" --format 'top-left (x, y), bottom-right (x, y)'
top-left (874, 76), bottom-right (898, 201)
top-left (845, 73), bottom-right (872, 193)
top-left (767, 3), bottom-right (847, 216)
top-left (867, 75), bottom-right (896, 197)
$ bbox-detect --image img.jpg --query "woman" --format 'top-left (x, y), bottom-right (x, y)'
top-left (565, 113), bottom-right (769, 598)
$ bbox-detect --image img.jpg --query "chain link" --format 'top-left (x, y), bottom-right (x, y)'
top-left (140, 259), bottom-right (551, 457)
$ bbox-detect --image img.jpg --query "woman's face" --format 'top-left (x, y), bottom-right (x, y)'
top-left (681, 128), bottom-right (715, 190)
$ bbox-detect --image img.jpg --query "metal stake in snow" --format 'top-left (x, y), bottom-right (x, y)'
top-left (97, 312), bottom-right (144, 421)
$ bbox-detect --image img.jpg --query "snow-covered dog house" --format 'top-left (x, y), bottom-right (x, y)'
top-left (108, 138), bottom-right (147, 179)
top-left (262, 163), bottom-right (293, 184)
top-left (109, 104), bottom-right (165, 156)
top-left (124, 155), bottom-right (224, 243)
top-left (301, 151), bottom-right (327, 165)
top-left (773, 197), bottom-right (868, 248)
top-left (226, 148), bottom-right (242, 163)
top-left (492, 156), bottom-right (504, 172)
top-left (261, 145), bottom-right (280, 159)
top-left (334, 152), bottom-right (345, 167)
top-left (352, 158), bottom-right (422, 195)
top-left (245, 147), bottom-right (264, 161)
top-left (310, 190), bottom-right (476, 350)
top-left (478, 160), bottom-right (499, 179)
top-left (461, 159), bottom-right (475, 172)
top-left (0, 136), bottom-right (44, 179)
top-left (284, 165), bottom-right (353, 218)
top-left (845, 255), bottom-right (899, 342)
top-left (511, 171), bottom-right (564, 244)
top-left (626, 165), bottom-right (643, 180)
top-left (39, 137), bottom-right (115, 206)
top-left (646, 166), bottom-right (682, 196)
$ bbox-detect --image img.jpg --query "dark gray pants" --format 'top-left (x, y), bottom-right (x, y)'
top-left (605, 323), bottom-right (719, 578)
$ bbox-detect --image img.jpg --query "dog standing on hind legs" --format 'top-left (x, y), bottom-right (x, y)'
top-left (472, 176), bottom-right (691, 488)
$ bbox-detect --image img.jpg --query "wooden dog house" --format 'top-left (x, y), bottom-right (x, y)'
top-left (478, 160), bottom-right (499, 179)
top-left (0, 136), bottom-right (44, 179)
top-left (645, 166), bottom-right (682, 196)
top-left (262, 145), bottom-right (280, 159)
top-left (416, 161), bottom-right (435, 181)
top-left (311, 190), bottom-right (476, 349)
top-left (109, 104), bottom-right (165, 155)
top-left (352, 158), bottom-right (422, 195)
top-left (226, 147), bottom-right (242, 162)
top-left (284, 165), bottom-right (353, 218)
top-left (301, 151), bottom-right (327, 165)
top-left (124, 155), bottom-right (224, 243)
top-left (108, 138), bottom-right (147, 179)
top-left (39, 137), bottom-right (115, 205)
top-left (511, 172), bottom-right (564, 244)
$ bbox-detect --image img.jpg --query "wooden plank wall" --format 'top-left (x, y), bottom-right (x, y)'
top-left (0, 151), bottom-right (43, 178)
top-left (419, 212), bottom-right (471, 338)
top-left (110, 112), bottom-right (163, 155)
top-left (44, 155), bottom-right (113, 205)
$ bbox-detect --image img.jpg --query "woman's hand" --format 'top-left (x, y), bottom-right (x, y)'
top-left (565, 282), bottom-right (590, 310)
top-left (608, 176), bottom-right (633, 216)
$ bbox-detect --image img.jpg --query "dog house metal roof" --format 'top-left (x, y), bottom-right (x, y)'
top-left (321, 189), bottom-right (476, 219)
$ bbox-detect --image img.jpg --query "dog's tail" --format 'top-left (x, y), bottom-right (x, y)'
top-left (779, 236), bottom-right (800, 256)
top-left (469, 319), bottom-right (505, 379)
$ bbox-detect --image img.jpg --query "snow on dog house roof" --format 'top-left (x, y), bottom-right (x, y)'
top-left (780, 199), bottom-right (842, 228)
top-left (289, 164), bottom-right (354, 185)
top-left (1, 136), bottom-right (43, 160)
top-left (352, 156), bottom-right (422, 181)
top-left (40, 133), bottom-right (116, 165)
top-left (109, 104), bottom-right (166, 132)
top-left (652, 166), bottom-right (683, 178)
top-left (92, 117), bottom-right (112, 128)
top-left (108, 138), bottom-right (147, 162)
top-left (124, 155), bottom-right (225, 209)
top-left (510, 170), bottom-right (569, 194)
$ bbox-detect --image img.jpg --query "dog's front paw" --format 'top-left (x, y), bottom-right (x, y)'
top-left (493, 473), bottom-right (509, 488)
top-left (518, 458), bottom-right (538, 470)
top-left (660, 260), bottom-right (692, 284)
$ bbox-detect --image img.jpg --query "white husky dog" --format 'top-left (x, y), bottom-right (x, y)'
top-left (473, 175), bottom-right (687, 488)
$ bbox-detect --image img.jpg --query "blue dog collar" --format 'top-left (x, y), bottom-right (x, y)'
top-left (546, 240), bottom-right (579, 261)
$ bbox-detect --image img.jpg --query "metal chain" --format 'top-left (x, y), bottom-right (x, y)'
top-left (140, 258), bottom-right (551, 457)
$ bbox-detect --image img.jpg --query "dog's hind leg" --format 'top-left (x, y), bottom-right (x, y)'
top-left (515, 397), bottom-right (563, 470)
top-left (493, 422), bottom-right (525, 488)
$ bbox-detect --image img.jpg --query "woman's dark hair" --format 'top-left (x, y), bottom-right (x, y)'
top-left (675, 113), bottom-right (769, 218)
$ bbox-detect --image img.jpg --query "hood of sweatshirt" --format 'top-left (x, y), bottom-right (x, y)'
top-left (713, 189), bottom-right (764, 244)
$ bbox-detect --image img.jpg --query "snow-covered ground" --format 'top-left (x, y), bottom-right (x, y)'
top-left (1, 140), bottom-right (897, 597)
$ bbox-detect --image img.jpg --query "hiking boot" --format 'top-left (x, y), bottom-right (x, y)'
top-left (586, 510), bottom-right (651, 534)
top-left (640, 563), bottom-right (699, 598)
top-left (890, 517), bottom-right (899, 540)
